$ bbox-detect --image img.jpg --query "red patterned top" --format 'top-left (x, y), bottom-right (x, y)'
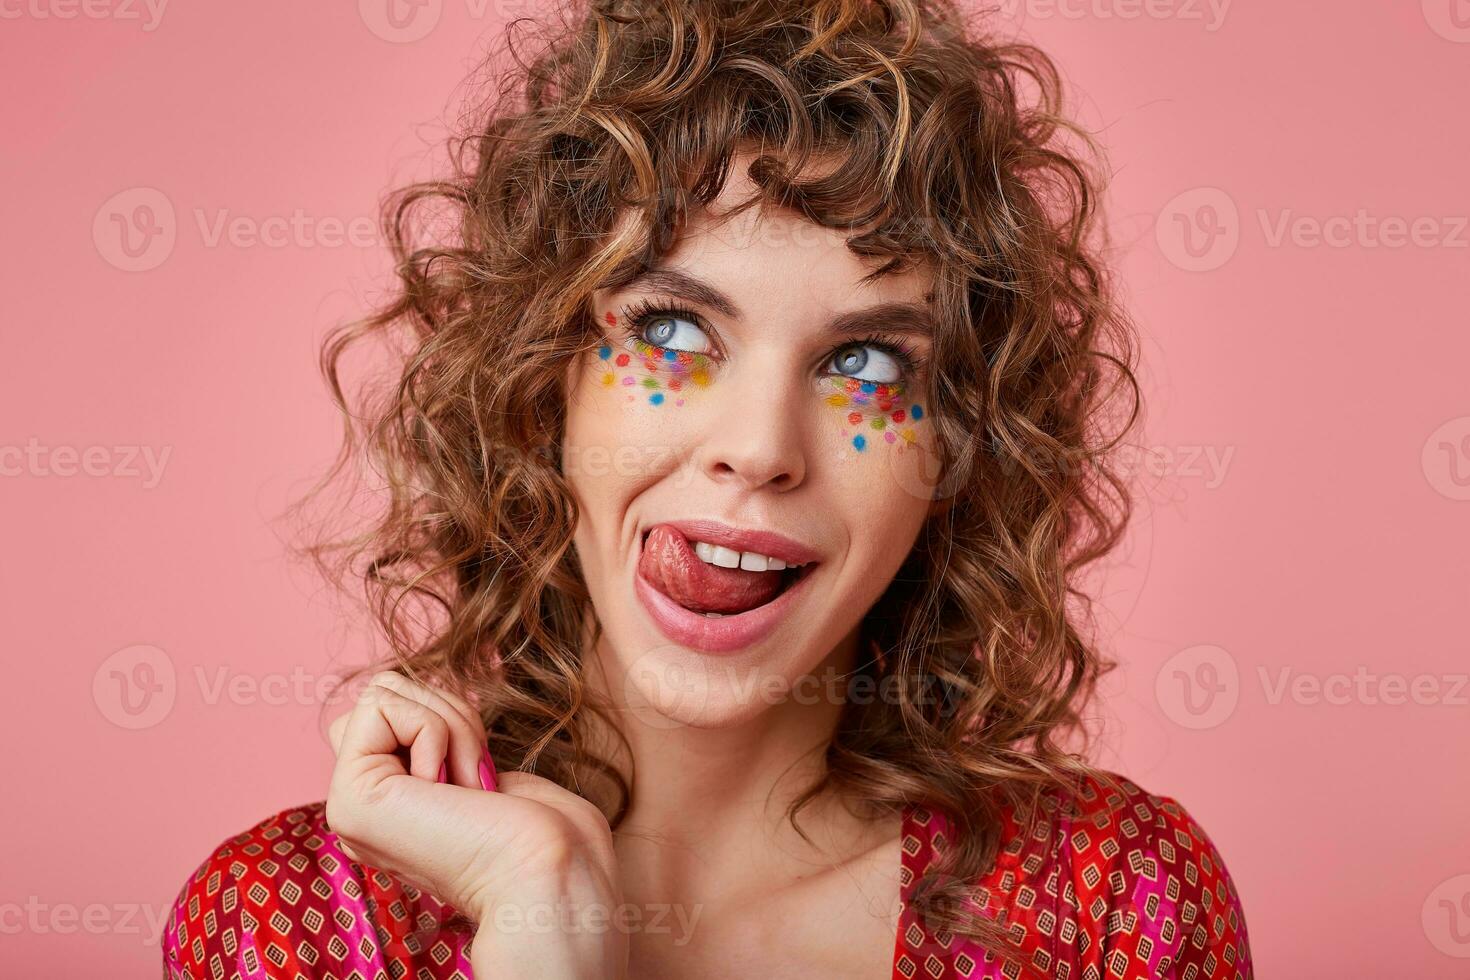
top-left (163, 772), bottom-right (1250, 979)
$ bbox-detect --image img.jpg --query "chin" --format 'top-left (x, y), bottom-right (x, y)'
top-left (601, 617), bottom-right (837, 730)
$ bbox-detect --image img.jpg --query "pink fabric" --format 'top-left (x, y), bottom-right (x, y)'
top-left (164, 771), bottom-right (1249, 978)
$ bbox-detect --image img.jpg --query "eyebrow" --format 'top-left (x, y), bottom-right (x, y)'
top-left (620, 266), bottom-right (935, 339)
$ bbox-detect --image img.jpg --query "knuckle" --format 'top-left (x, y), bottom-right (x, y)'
top-left (525, 816), bottom-right (581, 869)
top-left (370, 670), bottom-right (400, 687)
top-left (323, 793), bottom-right (362, 843)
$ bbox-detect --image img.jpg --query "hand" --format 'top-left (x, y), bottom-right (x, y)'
top-left (325, 671), bottom-right (628, 979)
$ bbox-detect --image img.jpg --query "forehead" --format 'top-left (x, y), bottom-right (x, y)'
top-left (601, 154), bottom-right (935, 311)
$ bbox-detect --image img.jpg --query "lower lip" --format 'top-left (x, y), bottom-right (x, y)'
top-left (633, 559), bottom-right (816, 654)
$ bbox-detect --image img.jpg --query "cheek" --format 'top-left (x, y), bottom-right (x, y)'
top-left (564, 344), bottom-right (695, 501)
top-left (818, 376), bottom-right (943, 507)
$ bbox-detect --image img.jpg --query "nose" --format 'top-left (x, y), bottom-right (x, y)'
top-left (696, 369), bottom-right (808, 493)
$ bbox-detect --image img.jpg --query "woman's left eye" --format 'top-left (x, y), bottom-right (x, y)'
top-left (827, 343), bottom-right (903, 384)
top-left (638, 314), bottom-right (711, 354)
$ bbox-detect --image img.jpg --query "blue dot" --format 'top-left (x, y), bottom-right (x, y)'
top-left (663, 349), bottom-right (677, 361)
top-left (597, 345), bottom-right (611, 360)
top-left (860, 381), bottom-right (876, 394)
top-left (649, 392), bottom-right (665, 405)
top-left (911, 404), bottom-right (924, 420)
top-left (852, 434), bottom-right (866, 451)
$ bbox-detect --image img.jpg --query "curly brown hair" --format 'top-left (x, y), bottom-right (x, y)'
top-left (300, 0), bottom-right (1139, 961)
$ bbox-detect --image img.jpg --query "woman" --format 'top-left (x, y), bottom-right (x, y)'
top-left (163, 0), bottom-right (1252, 976)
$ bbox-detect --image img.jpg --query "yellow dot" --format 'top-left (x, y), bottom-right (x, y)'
top-left (824, 394), bottom-right (849, 408)
top-left (600, 372), bottom-right (614, 387)
top-left (690, 369), bottom-right (710, 387)
top-left (900, 428), bottom-right (916, 443)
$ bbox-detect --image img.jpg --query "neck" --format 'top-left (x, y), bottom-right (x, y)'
top-left (580, 624), bottom-right (894, 900)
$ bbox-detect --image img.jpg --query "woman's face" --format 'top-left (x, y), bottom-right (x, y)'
top-left (564, 163), bottom-right (942, 728)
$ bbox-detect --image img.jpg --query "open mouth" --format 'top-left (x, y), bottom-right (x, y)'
top-left (632, 522), bottom-right (820, 652)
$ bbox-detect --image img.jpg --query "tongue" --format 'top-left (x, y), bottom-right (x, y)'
top-left (639, 524), bottom-right (785, 615)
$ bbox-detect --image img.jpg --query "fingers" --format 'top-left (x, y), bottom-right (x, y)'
top-left (371, 671), bottom-right (488, 789)
top-left (337, 681), bottom-right (451, 782)
top-left (327, 711), bottom-right (350, 755)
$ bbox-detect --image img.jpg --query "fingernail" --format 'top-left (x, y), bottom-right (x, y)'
top-left (437, 760), bottom-right (448, 784)
top-left (478, 748), bottom-right (498, 792)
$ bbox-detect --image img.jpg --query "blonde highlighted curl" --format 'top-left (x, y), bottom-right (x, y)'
top-left (302, 0), bottom-right (1140, 958)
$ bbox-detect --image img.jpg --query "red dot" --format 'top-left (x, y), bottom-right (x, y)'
top-left (669, 379), bottom-right (683, 390)
top-left (891, 409), bottom-right (906, 423)
top-left (847, 412), bottom-right (861, 426)
top-left (604, 311), bottom-right (617, 325)
top-left (614, 353), bottom-right (630, 367)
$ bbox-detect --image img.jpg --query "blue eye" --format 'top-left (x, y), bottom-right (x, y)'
top-left (828, 343), bottom-right (902, 384)
top-left (638, 314), bottom-right (712, 355)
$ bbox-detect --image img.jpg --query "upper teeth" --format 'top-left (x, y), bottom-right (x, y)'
top-left (691, 540), bottom-right (804, 572)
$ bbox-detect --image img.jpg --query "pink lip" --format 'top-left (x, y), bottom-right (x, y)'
top-left (646, 519), bottom-right (822, 567)
top-left (632, 519), bottom-right (821, 654)
top-left (634, 561), bottom-right (817, 653)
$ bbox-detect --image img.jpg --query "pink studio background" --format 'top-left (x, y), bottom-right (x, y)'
top-left (3, 1), bottom-right (1467, 975)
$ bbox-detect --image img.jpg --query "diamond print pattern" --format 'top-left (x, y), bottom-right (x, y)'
top-left (890, 774), bottom-right (1252, 979)
top-left (164, 773), bottom-right (1249, 978)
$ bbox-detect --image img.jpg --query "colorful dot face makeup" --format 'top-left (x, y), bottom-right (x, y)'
top-left (596, 311), bottom-right (713, 408)
top-left (595, 309), bottom-right (930, 457)
top-left (818, 375), bottom-right (926, 453)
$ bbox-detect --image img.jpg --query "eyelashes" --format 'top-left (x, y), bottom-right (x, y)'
top-left (612, 299), bottom-right (927, 383)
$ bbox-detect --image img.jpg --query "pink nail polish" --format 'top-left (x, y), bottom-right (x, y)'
top-left (437, 760), bottom-right (448, 784)
top-left (478, 749), bottom-right (498, 792)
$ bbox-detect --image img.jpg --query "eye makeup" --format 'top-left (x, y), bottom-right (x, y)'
top-left (596, 310), bottom-right (713, 407)
top-left (819, 375), bottom-right (927, 453)
top-left (593, 305), bottom-right (932, 447)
